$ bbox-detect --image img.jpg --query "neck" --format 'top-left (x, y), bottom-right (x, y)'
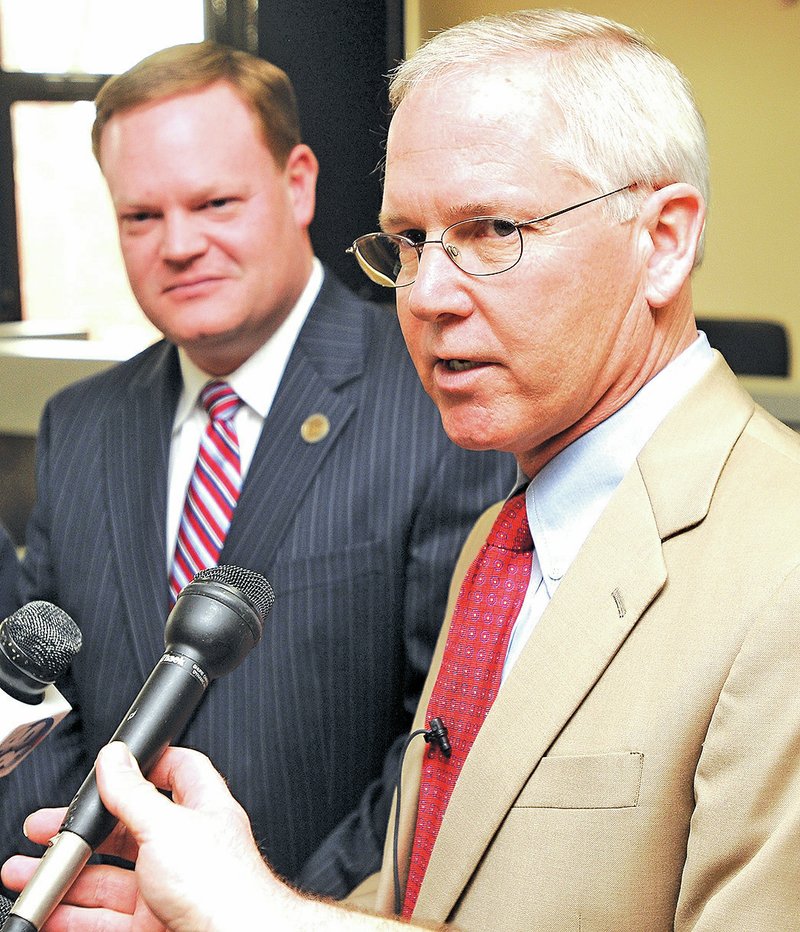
top-left (519, 294), bottom-right (698, 479)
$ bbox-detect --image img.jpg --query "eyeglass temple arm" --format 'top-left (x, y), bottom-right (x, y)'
top-left (517, 183), bottom-right (634, 227)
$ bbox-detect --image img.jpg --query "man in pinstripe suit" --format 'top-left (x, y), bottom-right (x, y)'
top-left (0, 43), bottom-right (513, 896)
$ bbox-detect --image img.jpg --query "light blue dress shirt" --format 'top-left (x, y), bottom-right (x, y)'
top-left (503, 333), bottom-right (715, 680)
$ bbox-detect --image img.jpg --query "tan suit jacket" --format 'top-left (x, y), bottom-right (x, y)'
top-left (370, 355), bottom-right (800, 930)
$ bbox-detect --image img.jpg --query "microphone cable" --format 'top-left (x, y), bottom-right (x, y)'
top-left (392, 717), bottom-right (450, 915)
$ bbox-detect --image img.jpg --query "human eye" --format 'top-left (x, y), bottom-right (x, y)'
top-left (448, 217), bottom-right (521, 273)
top-left (397, 228), bottom-right (425, 245)
top-left (199, 196), bottom-right (239, 214)
top-left (468, 217), bottom-right (517, 238)
top-left (452, 217), bottom-right (517, 247)
top-left (490, 218), bottom-right (517, 237)
top-left (119, 209), bottom-right (160, 231)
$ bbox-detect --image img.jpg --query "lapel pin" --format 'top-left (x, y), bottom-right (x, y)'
top-left (300, 413), bottom-right (331, 444)
top-left (611, 587), bottom-right (626, 619)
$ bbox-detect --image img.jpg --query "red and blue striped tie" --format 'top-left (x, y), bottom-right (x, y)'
top-left (168, 380), bottom-right (242, 605)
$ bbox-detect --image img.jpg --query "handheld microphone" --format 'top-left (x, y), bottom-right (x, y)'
top-left (0, 602), bottom-right (82, 777)
top-left (3, 565), bottom-right (274, 932)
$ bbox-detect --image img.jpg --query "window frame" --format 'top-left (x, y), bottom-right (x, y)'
top-left (0, 0), bottom-right (258, 322)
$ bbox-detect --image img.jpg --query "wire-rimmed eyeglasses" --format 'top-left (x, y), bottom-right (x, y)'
top-left (346, 184), bottom-right (634, 288)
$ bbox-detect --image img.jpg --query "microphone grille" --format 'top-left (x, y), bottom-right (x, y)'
top-left (193, 566), bottom-right (275, 618)
top-left (1, 601), bottom-right (82, 681)
top-left (0, 893), bottom-right (12, 923)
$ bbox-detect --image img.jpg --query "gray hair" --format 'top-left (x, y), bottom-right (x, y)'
top-left (389, 9), bottom-right (708, 262)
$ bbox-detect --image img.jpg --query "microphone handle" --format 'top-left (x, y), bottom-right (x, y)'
top-left (62, 648), bottom-right (208, 846)
top-left (3, 650), bottom-right (209, 932)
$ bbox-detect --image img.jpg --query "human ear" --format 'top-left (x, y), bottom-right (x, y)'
top-left (640, 183), bottom-right (706, 308)
top-left (284, 143), bottom-right (318, 228)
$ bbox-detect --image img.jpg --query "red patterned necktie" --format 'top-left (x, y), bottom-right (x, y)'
top-left (168, 380), bottom-right (242, 605)
top-left (402, 491), bottom-right (533, 917)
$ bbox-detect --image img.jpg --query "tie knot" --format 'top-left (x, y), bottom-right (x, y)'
top-left (486, 492), bottom-right (533, 552)
top-left (200, 380), bottom-right (241, 423)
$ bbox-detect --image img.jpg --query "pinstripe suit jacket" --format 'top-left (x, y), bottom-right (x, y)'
top-left (375, 356), bottom-right (800, 929)
top-left (0, 271), bottom-right (515, 895)
top-left (0, 523), bottom-right (19, 620)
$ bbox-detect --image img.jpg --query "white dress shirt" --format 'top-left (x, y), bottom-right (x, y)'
top-left (502, 333), bottom-right (715, 680)
top-left (166, 259), bottom-right (324, 567)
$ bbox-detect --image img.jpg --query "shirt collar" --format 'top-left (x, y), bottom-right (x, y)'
top-left (173, 258), bottom-right (324, 431)
top-left (525, 332), bottom-right (714, 593)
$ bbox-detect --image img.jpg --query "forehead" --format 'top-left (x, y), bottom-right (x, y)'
top-left (97, 87), bottom-right (282, 210)
top-left (382, 67), bottom-right (564, 219)
top-left (99, 83), bottom-right (271, 182)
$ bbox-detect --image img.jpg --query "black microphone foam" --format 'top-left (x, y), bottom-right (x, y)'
top-left (0, 603), bottom-right (82, 704)
top-left (0, 603), bottom-right (81, 779)
top-left (194, 564), bottom-right (275, 617)
top-left (4, 566), bottom-right (274, 932)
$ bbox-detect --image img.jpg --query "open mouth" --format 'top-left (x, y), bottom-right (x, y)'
top-left (443, 359), bottom-right (482, 372)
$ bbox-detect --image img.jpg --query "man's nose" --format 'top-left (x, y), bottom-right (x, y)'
top-left (404, 241), bottom-right (473, 322)
top-left (159, 213), bottom-right (207, 263)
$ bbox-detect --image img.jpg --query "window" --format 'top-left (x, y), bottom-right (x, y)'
top-left (0, 0), bottom-right (257, 344)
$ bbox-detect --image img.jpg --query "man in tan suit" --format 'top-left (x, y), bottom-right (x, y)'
top-left (5, 9), bottom-right (800, 931)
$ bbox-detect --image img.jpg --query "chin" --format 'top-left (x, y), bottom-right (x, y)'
top-left (439, 415), bottom-right (505, 454)
top-left (172, 321), bottom-right (240, 347)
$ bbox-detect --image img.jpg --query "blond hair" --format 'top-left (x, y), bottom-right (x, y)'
top-left (93, 41), bottom-right (301, 168)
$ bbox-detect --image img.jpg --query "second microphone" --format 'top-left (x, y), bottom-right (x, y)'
top-left (4, 564), bottom-right (275, 932)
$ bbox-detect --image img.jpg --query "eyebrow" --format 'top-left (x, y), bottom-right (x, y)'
top-left (379, 201), bottom-right (524, 232)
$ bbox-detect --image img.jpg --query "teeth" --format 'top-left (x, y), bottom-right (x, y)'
top-left (446, 359), bottom-right (477, 371)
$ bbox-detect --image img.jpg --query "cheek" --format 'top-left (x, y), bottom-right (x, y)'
top-left (120, 240), bottom-right (157, 290)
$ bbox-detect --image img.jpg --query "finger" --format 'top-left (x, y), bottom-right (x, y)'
top-left (39, 904), bottom-right (136, 932)
top-left (1, 853), bottom-right (39, 892)
top-left (21, 810), bottom-right (140, 866)
top-left (99, 742), bottom-right (240, 815)
top-left (92, 819), bottom-right (141, 865)
top-left (1, 857), bottom-right (139, 916)
top-left (139, 745), bottom-right (239, 810)
top-left (18, 808), bottom-right (67, 847)
top-left (94, 743), bottom-right (179, 842)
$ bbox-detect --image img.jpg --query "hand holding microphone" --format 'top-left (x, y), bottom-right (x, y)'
top-left (3, 565), bottom-right (274, 932)
top-left (0, 602), bottom-right (81, 777)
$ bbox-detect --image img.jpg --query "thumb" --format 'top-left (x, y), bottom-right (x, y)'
top-left (95, 741), bottom-right (170, 835)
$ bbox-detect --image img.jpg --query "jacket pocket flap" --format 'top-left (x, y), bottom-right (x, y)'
top-left (514, 751), bottom-right (644, 809)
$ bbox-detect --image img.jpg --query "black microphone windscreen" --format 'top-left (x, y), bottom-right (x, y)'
top-left (1, 602), bottom-right (82, 683)
top-left (192, 565), bottom-right (275, 617)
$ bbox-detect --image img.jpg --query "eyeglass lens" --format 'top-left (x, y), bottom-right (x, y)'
top-left (355, 218), bottom-right (524, 286)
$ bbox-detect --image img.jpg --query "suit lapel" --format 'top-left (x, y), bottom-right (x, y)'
top-left (415, 464), bottom-right (666, 920)
top-left (217, 272), bottom-right (366, 573)
top-left (105, 343), bottom-right (180, 677)
top-left (412, 354), bottom-right (755, 922)
top-left (220, 354), bottom-right (357, 569)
